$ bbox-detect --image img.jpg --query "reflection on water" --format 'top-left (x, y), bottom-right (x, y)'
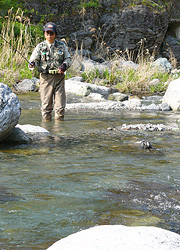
top-left (0, 93), bottom-right (180, 249)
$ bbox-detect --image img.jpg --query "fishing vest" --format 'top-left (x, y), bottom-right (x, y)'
top-left (37, 40), bottom-right (66, 73)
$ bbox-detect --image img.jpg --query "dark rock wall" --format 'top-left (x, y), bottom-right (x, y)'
top-left (24, 0), bottom-right (180, 63)
top-left (99, 6), bottom-right (169, 54)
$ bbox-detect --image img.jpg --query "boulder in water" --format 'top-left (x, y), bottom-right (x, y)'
top-left (0, 83), bottom-right (21, 141)
top-left (46, 225), bottom-right (180, 250)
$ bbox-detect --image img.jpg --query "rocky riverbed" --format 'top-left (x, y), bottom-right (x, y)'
top-left (1, 83), bottom-right (180, 250)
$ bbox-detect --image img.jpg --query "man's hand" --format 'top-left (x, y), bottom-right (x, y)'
top-left (58, 63), bottom-right (67, 74)
top-left (29, 61), bottom-right (35, 68)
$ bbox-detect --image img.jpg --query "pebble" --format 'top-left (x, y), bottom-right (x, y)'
top-left (118, 123), bottom-right (178, 131)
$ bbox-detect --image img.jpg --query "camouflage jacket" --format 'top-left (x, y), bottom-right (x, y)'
top-left (29, 40), bottom-right (71, 73)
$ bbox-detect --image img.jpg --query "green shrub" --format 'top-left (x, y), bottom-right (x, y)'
top-left (80, 0), bottom-right (101, 9)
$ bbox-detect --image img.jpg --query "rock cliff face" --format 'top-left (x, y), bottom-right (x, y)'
top-left (25, 0), bottom-right (180, 64)
top-left (99, 5), bottom-right (169, 54)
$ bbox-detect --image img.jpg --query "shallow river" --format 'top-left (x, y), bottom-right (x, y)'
top-left (0, 93), bottom-right (180, 249)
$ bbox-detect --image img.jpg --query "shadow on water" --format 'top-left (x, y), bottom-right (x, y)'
top-left (0, 187), bottom-right (24, 203)
top-left (0, 93), bottom-right (180, 249)
top-left (103, 180), bottom-right (180, 233)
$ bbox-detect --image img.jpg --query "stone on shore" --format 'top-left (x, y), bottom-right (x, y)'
top-left (2, 124), bottom-right (50, 144)
top-left (108, 92), bottom-right (129, 102)
top-left (46, 225), bottom-right (180, 250)
top-left (16, 124), bottom-right (50, 134)
top-left (118, 123), bottom-right (178, 131)
top-left (65, 77), bottom-right (110, 98)
top-left (2, 127), bottom-right (31, 144)
top-left (81, 57), bottom-right (110, 74)
top-left (152, 58), bottom-right (172, 73)
top-left (162, 77), bottom-right (180, 110)
top-left (0, 83), bottom-right (21, 141)
top-left (13, 78), bottom-right (39, 92)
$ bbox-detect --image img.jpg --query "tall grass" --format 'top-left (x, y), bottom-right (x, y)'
top-left (0, 8), bottom-right (41, 85)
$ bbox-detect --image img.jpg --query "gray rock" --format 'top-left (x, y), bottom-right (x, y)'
top-left (8, 124), bottom-right (51, 144)
top-left (91, 56), bottom-right (105, 63)
top-left (14, 79), bottom-right (37, 92)
top-left (152, 58), bottom-right (172, 73)
top-left (81, 58), bottom-right (110, 74)
top-left (3, 127), bottom-right (31, 144)
top-left (69, 19), bottom-right (96, 50)
top-left (66, 101), bottom-right (124, 111)
top-left (119, 123), bottom-right (178, 131)
top-left (66, 79), bottom-right (91, 96)
top-left (0, 83), bottom-right (21, 141)
top-left (108, 92), bottom-right (129, 101)
top-left (162, 77), bottom-right (180, 110)
top-left (112, 59), bottom-right (138, 71)
top-left (142, 103), bottom-right (159, 110)
top-left (162, 36), bottom-right (180, 67)
top-left (46, 225), bottom-right (180, 250)
top-left (65, 78), bottom-right (110, 98)
top-left (87, 93), bottom-right (106, 101)
top-left (16, 124), bottom-right (50, 134)
top-left (123, 98), bottom-right (142, 109)
top-left (70, 76), bottom-right (84, 82)
top-left (2, 124), bottom-right (51, 144)
top-left (159, 102), bottom-right (171, 111)
top-left (140, 140), bottom-right (152, 149)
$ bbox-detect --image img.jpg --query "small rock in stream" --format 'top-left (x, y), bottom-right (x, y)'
top-left (140, 140), bottom-right (152, 149)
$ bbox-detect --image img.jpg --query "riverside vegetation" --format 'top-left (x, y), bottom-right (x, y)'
top-left (0, 8), bottom-right (180, 95)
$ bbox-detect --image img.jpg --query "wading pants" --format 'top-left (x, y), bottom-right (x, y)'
top-left (40, 73), bottom-right (66, 120)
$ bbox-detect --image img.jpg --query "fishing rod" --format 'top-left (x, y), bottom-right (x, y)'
top-left (0, 34), bottom-right (32, 65)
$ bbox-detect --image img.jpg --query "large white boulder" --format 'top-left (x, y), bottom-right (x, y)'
top-left (81, 58), bottom-right (110, 74)
top-left (16, 124), bottom-right (50, 134)
top-left (0, 83), bottom-right (21, 141)
top-left (162, 78), bottom-right (180, 110)
top-left (65, 77), bottom-right (110, 98)
top-left (3, 124), bottom-right (50, 144)
top-left (46, 225), bottom-right (180, 250)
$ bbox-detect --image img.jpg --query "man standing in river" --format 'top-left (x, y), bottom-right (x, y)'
top-left (29, 22), bottom-right (71, 121)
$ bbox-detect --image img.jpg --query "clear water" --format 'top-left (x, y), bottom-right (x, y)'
top-left (0, 93), bottom-right (180, 249)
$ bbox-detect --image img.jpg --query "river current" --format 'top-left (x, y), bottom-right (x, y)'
top-left (0, 93), bottom-right (180, 249)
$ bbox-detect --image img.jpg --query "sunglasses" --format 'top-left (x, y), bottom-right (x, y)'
top-left (45, 31), bottom-right (54, 35)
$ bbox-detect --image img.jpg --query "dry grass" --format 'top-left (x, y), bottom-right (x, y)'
top-left (0, 8), bottom-right (38, 85)
top-left (77, 36), bottom-right (177, 94)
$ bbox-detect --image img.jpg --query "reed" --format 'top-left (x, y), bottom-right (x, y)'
top-left (0, 8), bottom-right (40, 85)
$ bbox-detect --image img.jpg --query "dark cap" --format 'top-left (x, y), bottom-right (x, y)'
top-left (44, 22), bottom-right (57, 33)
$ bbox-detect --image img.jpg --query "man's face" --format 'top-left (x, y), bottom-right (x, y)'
top-left (44, 30), bottom-right (56, 44)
